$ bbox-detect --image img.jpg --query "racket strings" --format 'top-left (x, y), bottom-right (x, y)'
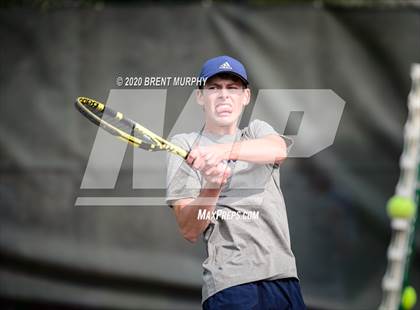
top-left (133, 130), bottom-right (155, 146)
top-left (102, 112), bottom-right (134, 135)
top-left (77, 97), bottom-right (182, 154)
top-left (90, 105), bottom-right (159, 150)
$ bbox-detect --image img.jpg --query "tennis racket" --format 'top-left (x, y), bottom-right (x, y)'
top-left (75, 97), bottom-right (188, 159)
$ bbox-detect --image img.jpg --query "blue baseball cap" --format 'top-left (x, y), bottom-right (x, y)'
top-left (199, 55), bottom-right (249, 87)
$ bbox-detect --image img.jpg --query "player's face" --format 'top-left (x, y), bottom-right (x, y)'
top-left (197, 76), bottom-right (250, 132)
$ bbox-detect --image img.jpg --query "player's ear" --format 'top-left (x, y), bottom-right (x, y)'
top-left (243, 87), bottom-right (251, 106)
top-left (196, 89), bottom-right (205, 107)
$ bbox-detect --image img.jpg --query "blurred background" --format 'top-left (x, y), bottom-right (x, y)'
top-left (1, 0), bottom-right (419, 309)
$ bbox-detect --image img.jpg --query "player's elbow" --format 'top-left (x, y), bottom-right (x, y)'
top-left (274, 149), bottom-right (287, 165)
top-left (274, 137), bottom-right (288, 164)
top-left (181, 228), bottom-right (199, 243)
top-left (184, 235), bottom-right (199, 243)
top-left (271, 145), bottom-right (287, 165)
top-left (265, 135), bottom-right (288, 165)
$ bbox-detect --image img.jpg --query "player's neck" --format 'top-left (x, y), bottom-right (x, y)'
top-left (203, 123), bottom-right (238, 136)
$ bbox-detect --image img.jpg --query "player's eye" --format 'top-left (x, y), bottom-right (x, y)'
top-left (204, 86), bottom-right (220, 95)
top-left (228, 87), bottom-right (242, 94)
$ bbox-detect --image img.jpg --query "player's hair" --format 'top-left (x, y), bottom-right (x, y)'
top-left (199, 72), bottom-right (248, 89)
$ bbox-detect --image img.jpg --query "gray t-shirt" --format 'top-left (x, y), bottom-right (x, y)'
top-left (166, 119), bottom-right (297, 303)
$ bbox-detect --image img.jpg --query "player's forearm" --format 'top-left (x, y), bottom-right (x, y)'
top-left (227, 135), bottom-right (287, 164)
top-left (178, 186), bottom-right (221, 243)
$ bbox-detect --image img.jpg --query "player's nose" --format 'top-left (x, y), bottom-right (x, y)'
top-left (218, 88), bottom-right (230, 98)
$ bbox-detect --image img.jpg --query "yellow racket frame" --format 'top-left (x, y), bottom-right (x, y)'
top-left (75, 97), bottom-right (188, 159)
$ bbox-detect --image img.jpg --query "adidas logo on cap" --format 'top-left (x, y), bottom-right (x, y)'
top-left (219, 62), bottom-right (233, 70)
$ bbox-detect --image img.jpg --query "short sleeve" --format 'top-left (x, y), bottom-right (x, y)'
top-left (247, 119), bottom-right (293, 153)
top-left (165, 135), bottom-right (201, 207)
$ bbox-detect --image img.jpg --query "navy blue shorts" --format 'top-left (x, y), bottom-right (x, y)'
top-left (203, 278), bottom-right (306, 310)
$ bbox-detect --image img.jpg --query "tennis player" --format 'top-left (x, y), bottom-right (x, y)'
top-left (166, 56), bottom-right (306, 309)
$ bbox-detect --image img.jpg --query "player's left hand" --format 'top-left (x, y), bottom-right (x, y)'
top-left (186, 146), bottom-right (231, 187)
